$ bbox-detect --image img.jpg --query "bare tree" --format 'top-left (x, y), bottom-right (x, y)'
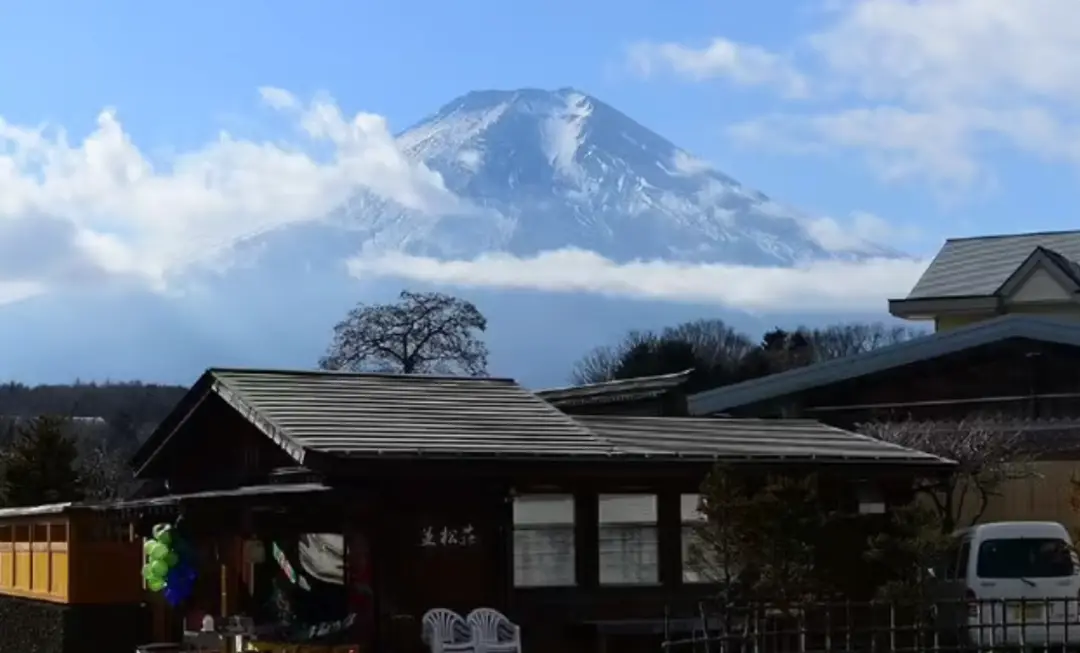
top-left (320, 290), bottom-right (489, 376)
top-left (808, 322), bottom-right (925, 361)
top-left (859, 418), bottom-right (1034, 533)
top-left (569, 330), bottom-right (657, 384)
top-left (661, 319), bottom-right (756, 369)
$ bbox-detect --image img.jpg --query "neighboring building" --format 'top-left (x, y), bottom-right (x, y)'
top-left (888, 230), bottom-right (1080, 331)
top-left (690, 229), bottom-right (1080, 532)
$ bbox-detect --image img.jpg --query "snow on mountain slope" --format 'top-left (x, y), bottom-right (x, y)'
top-left (340, 87), bottom-right (898, 266)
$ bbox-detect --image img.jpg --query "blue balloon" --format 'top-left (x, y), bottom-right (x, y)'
top-left (163, 585), bottom-right (180, 606)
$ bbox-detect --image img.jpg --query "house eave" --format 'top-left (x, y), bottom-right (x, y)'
top-left (888, 295), bottom-right (1002, 319)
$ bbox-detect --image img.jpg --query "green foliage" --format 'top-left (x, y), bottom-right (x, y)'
top-left (691, 466), bottom-right (841, 606)
top-left (1, 415), bottom-right (85, 507)
top-left (865, 501), bottom-right (952, 601)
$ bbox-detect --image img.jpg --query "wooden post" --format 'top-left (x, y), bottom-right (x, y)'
top-left (220, 562), bottom-right (228, 618)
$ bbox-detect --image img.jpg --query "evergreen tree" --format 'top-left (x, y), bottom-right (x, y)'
top-left (2, 415), bottom-right (84, 507)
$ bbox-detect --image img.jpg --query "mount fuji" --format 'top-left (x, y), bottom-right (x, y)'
top-left (0, 88), bottom-right (900, 388)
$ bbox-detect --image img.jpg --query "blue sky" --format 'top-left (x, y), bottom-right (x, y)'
top-left (0, 0), bottom-right (1074, 311)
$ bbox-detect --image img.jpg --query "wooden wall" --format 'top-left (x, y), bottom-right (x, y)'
top-left (0, 511), bottom-right (142, 606)
top-left (958, 461), bottom-right (1080, 531)
top-left (0, 518), bottom-right (69, 603)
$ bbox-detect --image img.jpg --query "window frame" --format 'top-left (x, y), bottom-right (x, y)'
top-left (511, 493), bottom-right (577, 588)
top-left (597, 493), bottom-right (660, 586)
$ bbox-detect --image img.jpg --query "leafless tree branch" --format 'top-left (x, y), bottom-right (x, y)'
top-left (859, 417), bottom-right (1035, 532)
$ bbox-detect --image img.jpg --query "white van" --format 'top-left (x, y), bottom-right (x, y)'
top-left (933, 521), bottom-right (1080, 647)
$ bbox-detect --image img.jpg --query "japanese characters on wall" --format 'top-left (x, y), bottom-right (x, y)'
top-left (419, 524), bottom-right (478, 548)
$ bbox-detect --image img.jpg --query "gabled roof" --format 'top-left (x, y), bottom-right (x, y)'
top-left (996, 246), bottom-right (1080, 297)
top-left (688, 315), bottom-right (1080, 416)
top-left (536, 369), bottom-right (692, 407)
top-left (903, 230), bottom-right (1080, 299)
top-left (133, 368), bottom-right (619, 475)
top-left (575, 416), bottom-right (952, 465)
top-left (133, 368), bottom-right (953, 476)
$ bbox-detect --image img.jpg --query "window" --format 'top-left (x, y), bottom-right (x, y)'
top-left (977, 538), bottom-right (1076, 579)
top-left (513, 495), bottom-right (575, 587)
top-left (598, 494), bottom-right (658, 585)
top-left (957, 541), bottom-right (971, 579)
top-left (681, 494), bottom-right (710, 583)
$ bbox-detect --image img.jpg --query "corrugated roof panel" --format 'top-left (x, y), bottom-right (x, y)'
top-left (536, 370), bottom-right (692, 407)
top-left (577, 416), bottom-right (951, 464)
top-left (209, 369), bottom-right (618, 458)
top-left (908, 231), bottom-right (1080, 299)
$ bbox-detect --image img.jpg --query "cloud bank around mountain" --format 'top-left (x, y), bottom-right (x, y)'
top-left (347, 249), bottom-right (929, 313)
top-left (630, 0), bottom-right (1080, 188)
top-left (0, 87), bottom-right (925, 313)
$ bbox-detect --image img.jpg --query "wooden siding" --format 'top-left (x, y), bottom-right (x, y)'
top-left (0, 511), bottom-right (143, 605)
top-left (0, 519), bottom-right (69, 603)
top-left (958, 461), bottom-right (1080, 530)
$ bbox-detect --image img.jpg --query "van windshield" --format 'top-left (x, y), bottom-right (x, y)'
top-left (977, 538), bottom-right (1076, 579)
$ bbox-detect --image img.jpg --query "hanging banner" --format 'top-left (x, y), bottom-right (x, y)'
top-left (272, 542), bottom-right (311, 590)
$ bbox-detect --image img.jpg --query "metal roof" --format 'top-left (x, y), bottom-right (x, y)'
top-left (907, 230), bottom-right (1080, 299)
top-left (207, 368), bottom-right (617, 461)
top-left (577, 416), bottom-right (952, 465)
top-left (536, 369), bottom-right (692, 407)
top-left (689, 315), bottom-right (1080, 416)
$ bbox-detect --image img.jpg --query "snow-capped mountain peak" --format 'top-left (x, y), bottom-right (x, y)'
top-left (345, 88), bottom-right (897, 265)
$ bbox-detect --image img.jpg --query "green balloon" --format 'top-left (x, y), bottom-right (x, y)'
top-left (141, 563), bottom-right (155, 580)
top-left (148, 542), bottom-right (169, 561)
top-left (150, 559), bottom-right (169, 579)
top-left (143, 540), bottom-right (156, 555)
top-left (165, 551), bottom-right (179, 567)
top-left (155, 530), bottom-right (172, 547)
top-left (147, 577), bottom-right (166, 592)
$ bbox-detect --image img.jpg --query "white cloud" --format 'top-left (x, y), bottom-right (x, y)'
top-left (806, 211), bottom-right (919, 251)
top-left (627, 38), bottom-right (809, 98)
top-left (346, 247), bottom-right (928, 313)
top-left (0, 88), bottom-right (457, 299)
top-left (639, 0), bottom-right (1080, 186)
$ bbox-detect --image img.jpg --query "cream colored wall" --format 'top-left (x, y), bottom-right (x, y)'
top-left (957, 461), bottom-right (1080, 533)
top-left (1010, 268), bottom-right (1075, 303)
top-left (934, 314), bottom-right (992, 332)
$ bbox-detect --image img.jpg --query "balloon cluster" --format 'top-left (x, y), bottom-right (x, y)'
top-left (142, 523), bottom-right (198, 607)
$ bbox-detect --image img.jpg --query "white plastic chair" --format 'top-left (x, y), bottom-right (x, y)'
top-left (422, 608), bottom-right (477, 653)
top-left (467, 607), bottom-right (522, 653)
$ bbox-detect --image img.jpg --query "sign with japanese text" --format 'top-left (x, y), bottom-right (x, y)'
top-left (419, 524), bottom-right (479, 548)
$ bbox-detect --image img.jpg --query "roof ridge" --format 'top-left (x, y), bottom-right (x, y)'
top-left (536, 368), bottom-right (694, 394)
top-left (207, 367), bottom-right (517, 383)
top-left (945, 229), bottom-right (1080, 243)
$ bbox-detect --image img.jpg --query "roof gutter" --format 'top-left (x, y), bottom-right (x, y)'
top-left (888, 295), bottom-right (1002, 320)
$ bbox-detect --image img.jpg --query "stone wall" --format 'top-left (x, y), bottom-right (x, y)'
top-left (0, 595), bottom-right (143, 653)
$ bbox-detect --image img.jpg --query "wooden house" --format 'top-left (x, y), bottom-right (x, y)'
top-left (0, 367), bottom-right (953, 653)
top-left (102, 368), bottom-right (947, 653)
